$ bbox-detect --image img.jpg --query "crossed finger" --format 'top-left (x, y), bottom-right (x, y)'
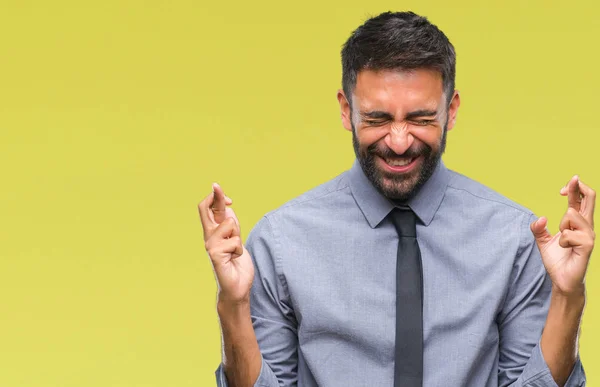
top-left (578, 180), bottom-right (596, 228)
top-left (198, 183), bottom-right (233, 241)
top-left (561, 175), bottom-right (596, 229)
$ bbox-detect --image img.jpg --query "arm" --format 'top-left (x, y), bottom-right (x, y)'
top-left (198, 184), bottom-right (298, 386)
top-left (498, 175), bottom-right (594, 387)
top-left (496, 214), bottom-right (586, 387)
top-left (217, 301), bottom-right (263, 387)
top-left (529, 176), bottom-right (595, 386)
top-left (216, 216), bottom-right (299, 386)
top-left (198, 184), bottom-right (264, 386)
top-left (540, 288), bottom-right (585, 386)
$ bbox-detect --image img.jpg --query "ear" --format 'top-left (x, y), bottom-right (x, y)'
top-left (446, 90), bottom-right (461, 131)
top-left (337, 89), bottom-right (353, 132)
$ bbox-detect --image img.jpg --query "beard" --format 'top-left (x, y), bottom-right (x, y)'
top-left (352, 123), bottom-right (447, 202)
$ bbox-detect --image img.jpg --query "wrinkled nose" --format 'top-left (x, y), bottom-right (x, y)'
top-left (385, 123), bottom-right (414, 155)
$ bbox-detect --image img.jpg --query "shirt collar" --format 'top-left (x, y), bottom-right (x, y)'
top-left (347, 158), bottom-right (450, 228)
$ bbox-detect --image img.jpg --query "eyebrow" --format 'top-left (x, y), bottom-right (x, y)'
top-left (360, 109), bottom-right (439, 121)
top-left (360, 111), bottom-right (393, 120)
top-left (405, 109), bottom-right (438, 120)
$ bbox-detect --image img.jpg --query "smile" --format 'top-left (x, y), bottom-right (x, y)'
top-left (384, 157), bottom-right (414, 166)
top-left (379, 155), bottom-right (421, 173)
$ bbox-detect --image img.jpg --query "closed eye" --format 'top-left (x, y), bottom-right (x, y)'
top-left (411, 119), bottom-right (435, 126)
top-left (364, 120), bottom-right (388, 126)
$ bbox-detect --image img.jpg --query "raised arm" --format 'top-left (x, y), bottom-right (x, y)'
top-left (498, 176), bottom-right (592, 387)
top-left (199, 183), bottom-right (298, 387)
top-left (530, 175), bottom-right (595, 386)
top-left (199, 183), bottom-right (262, 386)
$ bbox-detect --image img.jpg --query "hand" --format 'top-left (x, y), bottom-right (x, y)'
top-left (531, 175), bottom-right (596, 296)
top-left (198, 183), bottom-right (255, 304)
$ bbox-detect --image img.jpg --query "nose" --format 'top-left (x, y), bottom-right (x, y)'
top-left (385, 122), bottom-right (414, 155)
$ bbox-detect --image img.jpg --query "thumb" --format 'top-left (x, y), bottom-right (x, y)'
top-left (530, 216), bottom-right (552, 246)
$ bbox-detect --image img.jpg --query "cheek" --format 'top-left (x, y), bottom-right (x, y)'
top-left (411, 127), bottom-right (444, 149)
top-left (356, 127), bottom-right (389, 149)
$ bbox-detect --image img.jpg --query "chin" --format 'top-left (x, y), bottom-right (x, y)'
top-left (378, 174), bottom-right (420, 201)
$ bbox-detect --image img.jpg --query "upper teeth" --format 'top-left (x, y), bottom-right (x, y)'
top-left (386, 158), bottom-right (413, 166)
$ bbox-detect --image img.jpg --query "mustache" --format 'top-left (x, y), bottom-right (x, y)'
top-left (367, 142), bottom-right (431, 159)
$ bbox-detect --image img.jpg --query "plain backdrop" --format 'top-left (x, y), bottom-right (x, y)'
top-left (1, 0), bottom-right (598, 385)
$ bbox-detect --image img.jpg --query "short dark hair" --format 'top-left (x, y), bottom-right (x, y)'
top-left (341, 11), bottom-right (456, 107)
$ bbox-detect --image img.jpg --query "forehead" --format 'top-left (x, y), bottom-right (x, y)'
top-left (352, 68), bottom-right (444, 112)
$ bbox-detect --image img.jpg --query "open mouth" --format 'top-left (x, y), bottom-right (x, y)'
top-left (379, 155), bottom-right (421, 173)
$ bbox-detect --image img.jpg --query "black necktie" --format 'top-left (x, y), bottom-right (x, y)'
top-left (389, 206), bottom-right (423, 387)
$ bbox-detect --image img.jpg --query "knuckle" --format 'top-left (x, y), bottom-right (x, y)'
top-left (559, 240), bottom-right (568, 248)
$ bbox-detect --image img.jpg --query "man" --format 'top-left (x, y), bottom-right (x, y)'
top-left (198, 11), bottom-right (594, 387)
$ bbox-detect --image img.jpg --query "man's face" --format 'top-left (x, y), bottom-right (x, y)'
top-left (338, 69), bottom-right (460, 201)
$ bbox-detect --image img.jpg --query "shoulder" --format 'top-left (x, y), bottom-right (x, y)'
top-left (247, 170), bottom-right (352, 239)
top-left (276, 171), bottom-right (350, 210)
top-left (264, 170), bottom-right (352, 220)
top-left (445, 168), bottom-right (535, 218)
top-left (443, 168), bottom-right (539, 249)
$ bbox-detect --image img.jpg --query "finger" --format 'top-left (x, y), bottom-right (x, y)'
top-left (577, 179), bottom-right (596, 228)
top-left (560, 186), bottom-right (568, 196)
top-left (206, 236), bottom-right (244, 266)
top-left (221, 236), bottom-right (244, 258)
top-left (208, 206), bottom-right (241, 239)
top-left (531, 216), bottom-right (553, 246)
top-left (216, 236), bottom-right (243, 257)
top-left (210, 217), bottom-right (239, 240)
top-left (558, 229), bottom-right (594, 251)
top-left (567, 175), bottom-right (582, 212)
top-left (211, 183), bottom-right (228, 224)
top-left (560, 177), bottom-right (571, 195)
top-left (198, 191), bottom-right (217, 240)
top-left (228, 213), bottom-right (241, 237)
top-left (207, 196), bottom-right (235, 225)
top-left (559, 207), bottom-right (590, 232)
top-left (225, 207), bottom-right (241, 229)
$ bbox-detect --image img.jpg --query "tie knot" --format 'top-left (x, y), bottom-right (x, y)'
top-left (389, 207), bottom-right (417, 237)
